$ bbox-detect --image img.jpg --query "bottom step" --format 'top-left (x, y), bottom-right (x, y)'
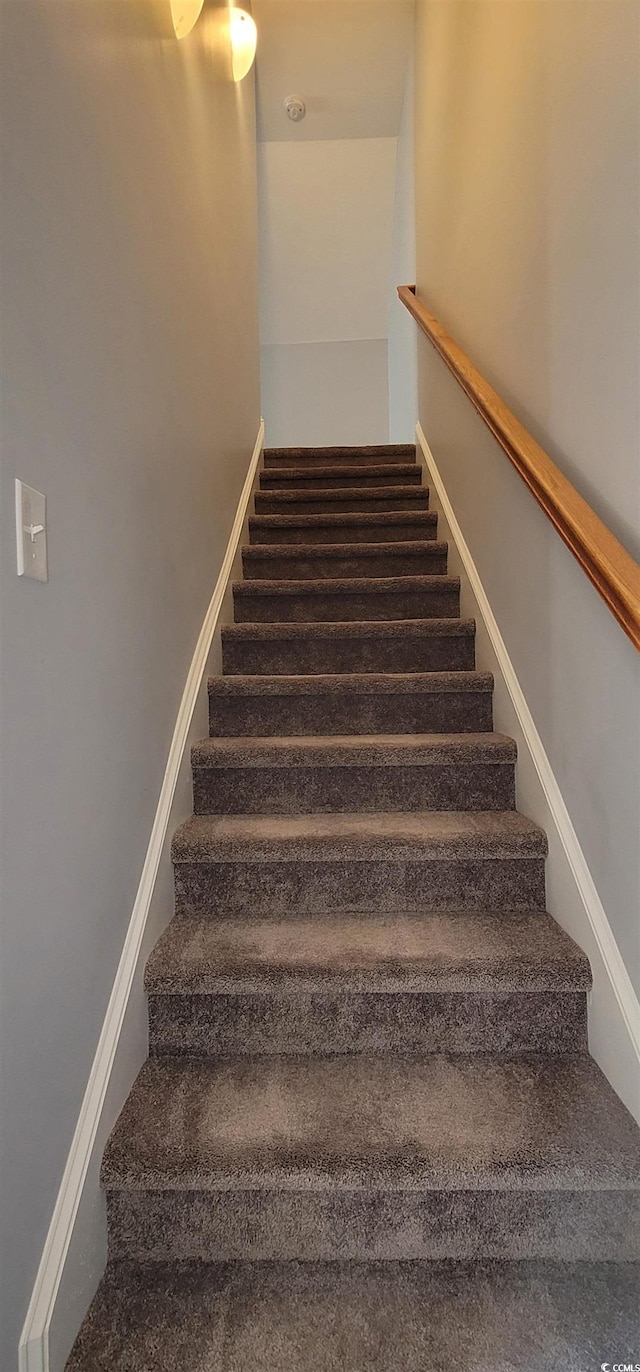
top-left (67, 1260), bottom-right (640, 1372)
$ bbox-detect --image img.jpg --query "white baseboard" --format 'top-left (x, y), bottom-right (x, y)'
top-left (18, 421), bottom-right (265, 1372)
top-left (416, 422), bottom-right (640, 1121)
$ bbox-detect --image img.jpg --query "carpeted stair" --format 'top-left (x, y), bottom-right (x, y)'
top-left (67, 443), bottom-right (640, 1370)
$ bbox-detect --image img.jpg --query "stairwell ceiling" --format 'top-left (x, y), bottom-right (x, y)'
top-left (253, 0), bottom-right (414, 142)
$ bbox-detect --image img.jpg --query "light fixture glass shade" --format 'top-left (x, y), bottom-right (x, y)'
top-left (170, 0), bottom-right (205, 39)
top-left (230, 8), bottom-right (257, 81)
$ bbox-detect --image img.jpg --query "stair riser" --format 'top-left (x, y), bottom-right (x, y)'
top-left (242, 550), bottom-right (448, 580)
top-left (173, 858), bottom-right (546, 919)
top-left (221, 634), bottom-right (476, 675)
top-left (148, 991), bottom-right (587, 1057)
top-left (263, 447), bottom-right (416, 467)
top-left (255, 494), bottom-right (430, 515)
top-left (249, 518), bottom-right (438, 545)
top-left (192, 764), bottom-right (516, 814)
top-left (106, 1188), bottom-right (640, 1262)
top-left (259, 472), bottom-right (422, 491)
top-left (233, 587), bottom-right (460, 623)
top-left (209, 694), bottom-right (493, 736)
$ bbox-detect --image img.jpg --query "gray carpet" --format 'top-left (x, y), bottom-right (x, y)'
top-left (67, 1261), bottom-right (640, 1371)
top-left (66, 443), bottom-right (640, 1367)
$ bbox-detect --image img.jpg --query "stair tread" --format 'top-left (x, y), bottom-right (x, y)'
top-left (265, 445), bottom-right (417, 459)
top-left (261, 463), bottom-right (420, 481)
top-left (171, 810), bottom-right (547, 863)
top-left (257, 486), bottom-right (429, 503)
top-left (145, 909), bottom-right (590, 995)
top-left (223, 618), bottom-right (475, 640)
top-left (210, 671), bottom-right (493, 695)
top-left (102, 1053), bottom-right (640, 1192)
top-left (65, 1258), bottom-right (640, 1372)
top-left (250, 511), bottom-right (437, 529)
top-left (234, 575), bottom-right (458, 596)
top-left (242, 541), bottom-right (446, 559)
top-left (192, 733), bottom-right (516, 768)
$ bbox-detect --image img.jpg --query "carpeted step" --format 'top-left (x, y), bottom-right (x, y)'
top-left (263, 443), bottom-right (417, 467)
top-left (147, 909), bottom-right (589, 994)
top-left (249, 510), bottom-right (439, 545)
top-left (233, 576), bottom-right (460, 623)
top-left (259, 463), bottom-right (422, 491)
top-left (102, 1054), bottom-right (640, 1261)
top-left (221, 619), bottom-right (476, 675)
top-left (171, 811), bottom-right (547, 918)
top-left (255, 486), bottom-right (430, 516)
top-left (145, 908), bottom-right (590, 1057)
top-left (191, 734), bottom-right (517, 814)
top-left (208, 671), bottom-right (494, 736)
top-left (65, 1258), bottom-right (640, 1372)
top-left (241, 542), bottom-right (449, 581)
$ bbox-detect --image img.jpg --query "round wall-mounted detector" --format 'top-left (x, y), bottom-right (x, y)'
top-left (284, 95), bottom-right (306, 122)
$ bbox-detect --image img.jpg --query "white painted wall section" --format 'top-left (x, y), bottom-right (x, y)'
top-left (388, 61), bottom-right (417, 442)
top-left (261, 340), bottom-right (389, 447)
top-left (255, 0), bottom-right (414, 446)
top-left (259, 137), bottom-right (397, 346)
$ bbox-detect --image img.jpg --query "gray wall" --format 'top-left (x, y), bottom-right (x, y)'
top-left (0, 0), bottom-right (260, 1361)
top-left (414, 1), bottom-right (640, 997)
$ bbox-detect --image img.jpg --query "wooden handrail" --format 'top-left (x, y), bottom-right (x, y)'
top-left (399, 284), bottom-right (640, 651)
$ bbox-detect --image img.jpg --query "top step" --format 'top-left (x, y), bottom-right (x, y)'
top-left (264, 445), bottom-right (417, 468)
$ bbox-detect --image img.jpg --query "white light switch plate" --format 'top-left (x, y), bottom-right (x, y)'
top-left (16, 479), bottom-right (48, 581)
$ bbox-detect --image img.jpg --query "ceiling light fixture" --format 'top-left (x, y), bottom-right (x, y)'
top-left (230, 6), bottom-right (257, 82)
top-left (170, 0), bottom-right (205, 39)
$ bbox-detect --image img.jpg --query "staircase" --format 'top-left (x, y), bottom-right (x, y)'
top-left (68, 444), bottom-right (640, 1369)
